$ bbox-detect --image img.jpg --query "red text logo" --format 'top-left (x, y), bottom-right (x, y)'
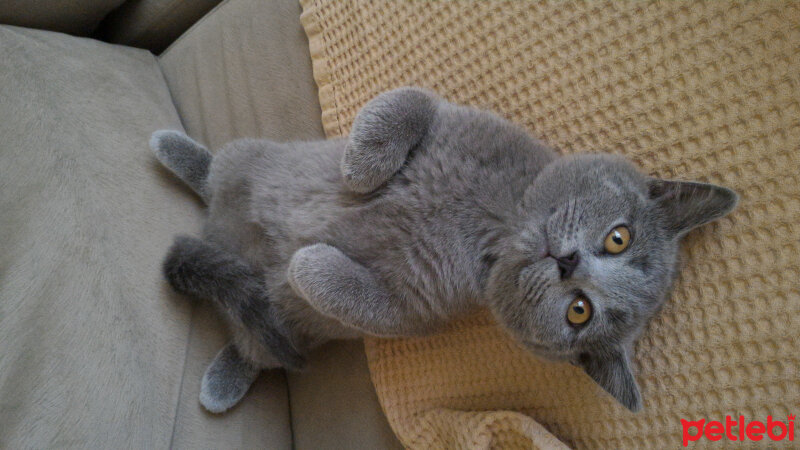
top-left (681, 415), bottom-right (795, 446)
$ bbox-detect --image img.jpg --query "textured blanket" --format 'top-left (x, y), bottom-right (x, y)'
top-left (299, 1), bottom-right (800, 448)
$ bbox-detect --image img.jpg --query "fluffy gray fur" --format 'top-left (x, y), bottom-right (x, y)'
top-left (151, 130), bottom-right (212, 202)
top-left (151, 87), bottom-right (738, 413)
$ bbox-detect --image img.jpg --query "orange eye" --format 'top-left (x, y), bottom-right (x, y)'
top-left (604, 226), bottom-right (631, 254)
top-left (567, 297), bottom-right (592, 325)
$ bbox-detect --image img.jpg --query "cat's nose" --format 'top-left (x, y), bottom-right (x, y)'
top-left (555, 252), bottom-right (580, 279)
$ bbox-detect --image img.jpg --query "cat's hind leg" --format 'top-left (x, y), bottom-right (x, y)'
top-left (199, 344), bottom-right (261, 413)
top-left (150, 130), bottom-right (212, 203)
top-left (163, 235), bottom-right (305, 370)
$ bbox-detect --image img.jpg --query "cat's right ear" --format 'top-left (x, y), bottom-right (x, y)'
top-left (648, 179), bottom-right (738, 237)
top-left (341, 87), bottom-right (440, 193)
top-left (577, 347), bottom-right (642, 412)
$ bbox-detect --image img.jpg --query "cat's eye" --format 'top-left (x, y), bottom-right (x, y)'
top-left (604, 226), bottom-right (631, 254)
top-left (567, 297), bottom-right (592, 325)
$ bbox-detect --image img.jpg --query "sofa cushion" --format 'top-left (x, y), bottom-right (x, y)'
top-left (0, 0), bottom-right (126, 35)
top-left (159, 0), bottom-right (326, 147)
top-left (0, 25), bottom-right (291, 448)
top-left (159, 1), bottom-right (400, 448)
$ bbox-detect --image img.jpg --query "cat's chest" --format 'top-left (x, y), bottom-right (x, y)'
top-left (342, 194), bottom-right (485, 317)
top-left (399, 230), bottom-right (482, 308)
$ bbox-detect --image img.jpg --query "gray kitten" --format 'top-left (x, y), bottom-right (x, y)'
top-left (151, 87), bottom-right (737, 413)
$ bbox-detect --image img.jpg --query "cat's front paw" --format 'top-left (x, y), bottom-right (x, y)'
top-left (341, 87), bottom-right (439, 193)
top-left (287, 243), bottom-right (335, 299)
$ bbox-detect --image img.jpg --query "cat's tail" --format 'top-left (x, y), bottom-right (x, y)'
top-left (163, 235), bottom-right (306, 370)
top-left (150, 130), bottom-right (212, 203)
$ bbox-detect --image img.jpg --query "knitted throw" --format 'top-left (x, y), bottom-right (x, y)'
top-left (299, 1), bottom-right (800, 447)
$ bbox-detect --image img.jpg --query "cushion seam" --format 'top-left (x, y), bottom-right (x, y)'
top-left (160, 0), bottom-right (232, 57)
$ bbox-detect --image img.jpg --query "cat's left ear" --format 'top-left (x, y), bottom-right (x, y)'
top-left (576, 347), bottom-right (642, 412)
top-left (648, 179), bottom-right (738, 237)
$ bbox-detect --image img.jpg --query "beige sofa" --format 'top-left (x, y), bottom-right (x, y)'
top-left (0, 1), bottom-right (400, 448)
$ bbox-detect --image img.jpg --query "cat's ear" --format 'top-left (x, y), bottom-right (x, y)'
top-left (648, 179), bottom-right (738, 236)
top-left (576, 347), bottom-right (642, 412)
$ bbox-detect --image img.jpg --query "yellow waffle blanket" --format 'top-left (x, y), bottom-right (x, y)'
top-left (299, 1), bottom-right (800, 448)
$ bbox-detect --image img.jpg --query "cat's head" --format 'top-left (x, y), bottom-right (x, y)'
top-left (486, 153), bottom-right (738, 411)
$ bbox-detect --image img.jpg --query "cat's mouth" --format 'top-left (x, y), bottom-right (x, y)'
top-left (518, 258), bottom-right (559, 307)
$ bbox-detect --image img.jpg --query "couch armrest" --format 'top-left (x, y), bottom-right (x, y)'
top-left (0, 0), bottom-right (125, 35)
top-left (93, 0), bottom-right (222, 53)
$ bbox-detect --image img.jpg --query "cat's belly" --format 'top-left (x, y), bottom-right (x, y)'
top-left (202, 136), bottom-right (483, 340)
top-left (204, 137), bottom-right (347, 263)
top-left (201, 137), bottom-right (362, 344)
